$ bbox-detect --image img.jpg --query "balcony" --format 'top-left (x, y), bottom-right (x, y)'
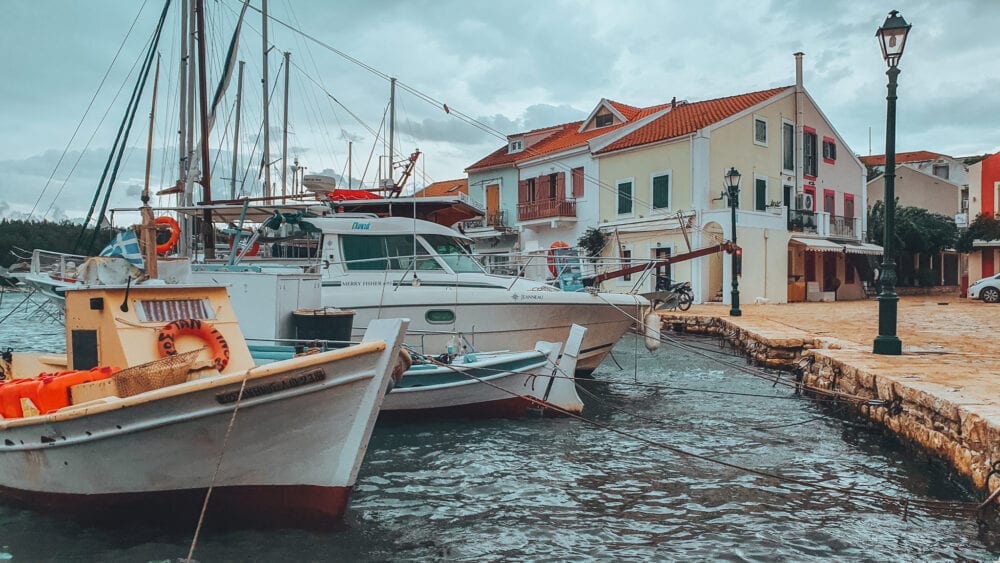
top-left (460, 211), bottom-right (508, 230)
top-left (829, 214), bottom-right (859, 239)
top-left (787, 209), bottom-right (818, 233)
top-left (517, 198), bottom-right (577, 222)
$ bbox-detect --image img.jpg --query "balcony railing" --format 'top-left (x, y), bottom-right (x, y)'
top-left (459, 210), bottom-right (508, 232)
top-left (517, 198), bottom-right (576, 222)
top-left (829, 214), bottom-right (858, 239)
top-left (787, 209), bottom-right (818, 233)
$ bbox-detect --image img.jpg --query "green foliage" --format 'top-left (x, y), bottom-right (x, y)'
top-left (576, 227), bottom-right (607, 258)
top-left (0, 220), bottom-right (116, 268)
top-left (867, 200), bottom-right (957, 255)
top-left (956, 213), bottom-right (1000, 253)
top-left (895, 207), bottom-right (958, 255)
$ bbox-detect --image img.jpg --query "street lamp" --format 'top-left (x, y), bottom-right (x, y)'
top-left (724, 167), bottom-right (742, 317)
top-left (873, 10), bottom-right (911, 356)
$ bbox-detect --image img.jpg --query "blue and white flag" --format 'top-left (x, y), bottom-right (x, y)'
top-left (99, 230), bottom-right (145, 269)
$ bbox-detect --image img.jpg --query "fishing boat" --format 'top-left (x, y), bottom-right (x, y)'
top-left (383, 325), bottom-right (587, 419)
top-left (0, 272), bottom-right (408, 528)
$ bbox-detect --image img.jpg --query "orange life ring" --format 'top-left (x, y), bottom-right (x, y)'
top-left (156, 319), bottom-right (230, 371)
top-left (230, 229), bottom-right (260, 257)
top-left (154, 216), bottom-right (181, 255)
top-left (547, 241), bottom-right (570, 277)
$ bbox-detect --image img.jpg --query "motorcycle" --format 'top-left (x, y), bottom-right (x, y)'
top-left (654, 276), bottom-right (693, 311)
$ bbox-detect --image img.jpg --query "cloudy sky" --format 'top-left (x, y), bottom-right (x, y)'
top-left (2, 0), bottom-right (998, 223)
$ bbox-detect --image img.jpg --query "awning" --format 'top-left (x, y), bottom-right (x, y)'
top-left (972, 239), bottom-right (1000, 248)
top-left (789, 237), bottom-right (845, 253)
top-left (841, 241), bottom-right (884, 255)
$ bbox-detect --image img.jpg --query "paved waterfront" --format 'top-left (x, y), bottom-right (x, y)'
top-left (677, 294), bottom-right (997, 380)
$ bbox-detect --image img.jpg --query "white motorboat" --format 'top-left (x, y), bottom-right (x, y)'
top-left (380, 324), bottom-right (586, 418)
top-left (299, 214), bottom-right (647, 374)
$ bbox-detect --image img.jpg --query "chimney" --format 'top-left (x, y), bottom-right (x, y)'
top-left (671, 96), bottom-right (676, 109)
top-left (794, 52), bottom-right (804, 91)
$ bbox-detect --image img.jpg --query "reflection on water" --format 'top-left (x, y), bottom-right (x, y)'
top-left (0, 292), bottom-right (994, 560)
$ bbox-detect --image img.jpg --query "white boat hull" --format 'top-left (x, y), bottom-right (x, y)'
top-left (329, 284), bottom-right (644, 374)
top-left (0, 319), bottom-right (407, 528)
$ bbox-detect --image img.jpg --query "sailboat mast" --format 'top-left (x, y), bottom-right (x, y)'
top-left (388, 77), bottom-right (395, 184)
top-left (348, 141), bottom-right (352, 190)
top-left (231, 60), bottom-right (245, 200)
top-left (261, 0), bottom-right (271, 199)
top-left (142, 55), bottom-right (161, 279)
top-left (281, 50), bottom-right (290, 202)
top-left (195, 0), bottom-right (215, 259)
top-left (177, 0), bottom-right (188, 185)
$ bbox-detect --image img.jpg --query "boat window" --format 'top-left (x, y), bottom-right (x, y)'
top-left (425, 309), bottom-right (455, 324)
top-left (422, 234), bottom-right (484, 273)
top-left (342, 234), bottom-right (441, 271)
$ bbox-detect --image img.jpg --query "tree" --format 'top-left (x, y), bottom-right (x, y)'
top-left (576, 227), bottom-right (607, 258)
top-left (867, 201), bottom-right (958, 287)
top-left (956, 213), bottom-right (1000, 253)
top-left (0, 220), bottom-right (116, 268)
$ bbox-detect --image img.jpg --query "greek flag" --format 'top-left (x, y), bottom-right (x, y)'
top-left (99, 230), bottom-right (145, 269)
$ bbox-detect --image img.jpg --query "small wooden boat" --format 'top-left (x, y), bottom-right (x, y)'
top-left (0, 278), bottom-right (408, 529)
top-left (382, 325), bottom-right (587, 419)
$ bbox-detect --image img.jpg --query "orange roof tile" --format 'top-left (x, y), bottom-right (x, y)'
top-left (413, 178), bottom-right (468, 197)
top-left (606, 100), bottom-right (642, 120)
top-left (466, 103), bottom-right (670, 172)
top-left (595, 87), bottom-right (791, 154)
top-left (859, 151), bottom-right (947, 166)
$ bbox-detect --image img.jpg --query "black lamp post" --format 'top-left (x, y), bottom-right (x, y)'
top-left (873, 10), bottom-right (911, 356)
top-left (725, 167), bottom-right (742, 317)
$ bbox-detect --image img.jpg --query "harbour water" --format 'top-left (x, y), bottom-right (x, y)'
top-left (0, 291), bottom-right (995, 560)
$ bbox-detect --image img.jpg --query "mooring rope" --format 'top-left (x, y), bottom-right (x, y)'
top-left (410, 333), bottom-right (982, 515)
top-left (186, 369), bottom-right (253, 562)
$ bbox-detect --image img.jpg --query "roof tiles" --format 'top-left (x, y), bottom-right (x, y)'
top-left (596, 87), bottom-right (791, 154)
top-left (859, 151), bottom-right (947, 166)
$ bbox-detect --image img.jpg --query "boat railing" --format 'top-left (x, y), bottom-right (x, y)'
top-left (30, 249), bottom-right (89, 282)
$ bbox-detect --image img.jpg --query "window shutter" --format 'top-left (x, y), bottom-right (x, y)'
top-left (556, 172), bottom-right (566, 200)
top-left (536, 175), bottom-right (547, 199)
top-left (572, 167), bottom-right (585, 198)
top-left (518, 180), bottom-right (528, 203)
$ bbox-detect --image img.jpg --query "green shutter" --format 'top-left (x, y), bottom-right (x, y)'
top-left (618, 181), bottom-right (633, 214)
top-left (755, 178), bottom-right (767, 211)
top-left (652, 175), bottom-right (670, 209)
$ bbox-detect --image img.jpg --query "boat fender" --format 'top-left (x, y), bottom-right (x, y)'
top-left (154, 216), bottom-right (181, 255)
top-left (644, 312), bottom-right (661, 352)
top-left (157, 319), bottom-right (230, 371)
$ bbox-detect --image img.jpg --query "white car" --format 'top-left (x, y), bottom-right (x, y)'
top-left (968, 274), bottom-right (1000, 303)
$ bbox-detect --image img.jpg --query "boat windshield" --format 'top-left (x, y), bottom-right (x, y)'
top-left (341, 234), bottom-right (441, 271)
top-left (422, 234), bottom-right (483, 273)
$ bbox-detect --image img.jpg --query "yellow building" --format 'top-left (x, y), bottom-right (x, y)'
top-left (593, 53), bottom-right (874, 304)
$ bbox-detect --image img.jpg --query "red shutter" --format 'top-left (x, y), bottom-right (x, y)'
top-left (518, 180), bottom-right (528, 203)
top-left (556, 172), bottom-right (566, 200)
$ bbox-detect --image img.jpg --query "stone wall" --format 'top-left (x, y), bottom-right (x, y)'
top-left (661, 313), bottom-right (998, 497)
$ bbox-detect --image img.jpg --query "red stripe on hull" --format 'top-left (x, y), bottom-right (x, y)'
top-left (380, 395), bottom-right (563, 421)
top-left (0, 483), bottom-right (352, 530)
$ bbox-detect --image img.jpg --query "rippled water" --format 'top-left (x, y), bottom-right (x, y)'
top-left (0, 290), bottom-right (995, 561)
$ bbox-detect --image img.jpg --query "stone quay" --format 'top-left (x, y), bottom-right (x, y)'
top-left (659, 295), bottom-right (1000, 497)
